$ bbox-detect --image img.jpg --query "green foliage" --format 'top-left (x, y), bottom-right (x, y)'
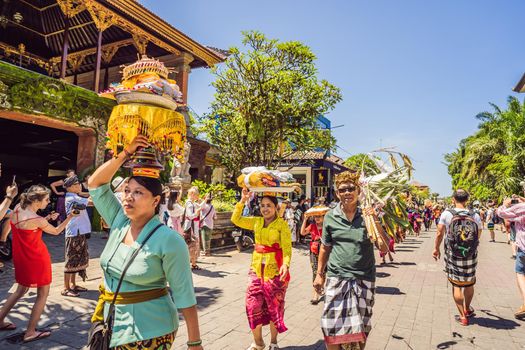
top-left (344, 153), bottom-right (380, 173)
top-left (1, 61), bottom-right (114, 123)
top-left (410, 186), bottom-right (430, 203)
top-left (211, 200), bottom-right (235, 213)
top-left (201, 31), bottom-right (342, 175)
top-left (191, 180), bottom-right (237, 205)
top-left (445, 96), bottom-right (525, 201)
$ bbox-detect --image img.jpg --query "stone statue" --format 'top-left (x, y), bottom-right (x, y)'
top-left (170, 141), bottom-right (192, 185)
top-left (211, 167), bottom-right (225, 185)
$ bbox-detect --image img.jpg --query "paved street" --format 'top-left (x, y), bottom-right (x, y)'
top-left (0, 226), bottom-right (524, 349)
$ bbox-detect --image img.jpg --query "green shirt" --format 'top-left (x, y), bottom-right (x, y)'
top-left (322, 204), bottom-right (376, 282)
top-left (90, 184), bottom-right (196, 347)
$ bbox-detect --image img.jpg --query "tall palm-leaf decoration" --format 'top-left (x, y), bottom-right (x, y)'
top-left (358, 149), bottom-right (415, 250)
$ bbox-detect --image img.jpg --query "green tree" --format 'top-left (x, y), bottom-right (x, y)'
top-left (201, 31), bottom-right (342, 175)
top-left (445, 96), bottom-right (525, 201)
top-left (344, 153), bottom-right (380, 173)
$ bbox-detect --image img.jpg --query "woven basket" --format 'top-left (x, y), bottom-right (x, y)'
top-left (115, 91), bottom-right (177, 110)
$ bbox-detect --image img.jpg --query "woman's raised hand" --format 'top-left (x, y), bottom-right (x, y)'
top-left (240, 187), bottom-right (250, 203)
top-left (6, 183), bottom-right (17, 198)
top-left (125, 135), bottom-right (150, 155)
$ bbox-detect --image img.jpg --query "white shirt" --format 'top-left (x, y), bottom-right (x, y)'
top-left (438, 208), bottom-right (482, 234)
top-left (65, 193), bottom-right (91, 237)
top-left (200, 203), bottom-right (217, 230)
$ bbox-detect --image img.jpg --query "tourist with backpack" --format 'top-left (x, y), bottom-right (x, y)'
top-left (433, 189), bottom-right (482, 326)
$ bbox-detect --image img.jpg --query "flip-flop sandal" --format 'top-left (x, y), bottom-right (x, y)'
top-left (191, 265), bottom-right (201, 270)
top-left (23, 330), bottom-right (51, 343)
top-left (246, 342), bottom-right (265, 350)
top-left (72, 286), bottom-right (88, 292)
top-left (454, 315), bottom-right (468, 326)
top-left (61, 289), bottom-right (79, 297)
top-left (0, 322), bottom-right (16, 331)
top-left (465, 307), bottom-right (476, 318)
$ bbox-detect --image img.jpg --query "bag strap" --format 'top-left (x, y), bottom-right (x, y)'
top-left (105, 223), bottom-right (163, 323)
top-left (201, 204), bottom-right (213, 222)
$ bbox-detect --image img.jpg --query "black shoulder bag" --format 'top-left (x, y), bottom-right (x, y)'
top-left (87, 223), bottom-right (163, 350)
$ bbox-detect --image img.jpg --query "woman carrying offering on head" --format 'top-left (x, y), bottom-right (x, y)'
top-left (231, 187), bottom-right (292, 350)
top-left (87, 135), bottom-right (203, 350)
top-left (301, 207), bottom-right (328, 305)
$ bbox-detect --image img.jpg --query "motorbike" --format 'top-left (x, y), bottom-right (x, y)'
top-left (232, 229), bottom-right (254, 252)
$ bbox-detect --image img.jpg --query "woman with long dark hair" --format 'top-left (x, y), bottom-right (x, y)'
top-left (88, 135), bottom-right (203, 350)
top-left (167, 190), bottom-right (184, 233)
top-left (231, 188), bottom-right (292, 350)
top-left (0, 185), bottom-right (74, 343)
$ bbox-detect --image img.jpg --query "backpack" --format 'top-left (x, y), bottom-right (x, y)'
top-left (446, 209), bottom-right (479, 258)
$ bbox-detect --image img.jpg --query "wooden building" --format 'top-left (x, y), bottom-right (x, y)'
top-left (0, 0), bottom-right (226, 190)
top-left (279, 151), bottom-right (349, 203)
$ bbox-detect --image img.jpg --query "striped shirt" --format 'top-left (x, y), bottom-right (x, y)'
top-left (497, 203), bottom-right (525, 251)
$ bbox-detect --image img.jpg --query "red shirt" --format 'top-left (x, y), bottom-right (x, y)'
top-left (309, 223), bottom-right (322, 242)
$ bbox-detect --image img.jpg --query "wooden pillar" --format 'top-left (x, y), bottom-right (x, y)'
top-left (73, 73), bottom-right (78, 85)
top-left (174, 53), bottom-right (194, 105)
top-left (93, 30), bottom-right (103, 92)
top-left (76, 131), bottom-right (97, 174)
top-left (104, 66), bottom-right (109, 90)
top-left (60, 16), bottom-right (70, 79)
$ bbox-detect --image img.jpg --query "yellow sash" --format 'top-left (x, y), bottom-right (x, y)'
top-left (92, 284), bottom-right (169, 323)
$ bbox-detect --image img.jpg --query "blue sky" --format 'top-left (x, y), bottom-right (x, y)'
top-left (142, 0), bottom-right (525, 196)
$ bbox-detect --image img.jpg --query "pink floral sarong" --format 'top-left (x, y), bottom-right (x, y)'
top-left (245, 266), bottom-right (288, 333)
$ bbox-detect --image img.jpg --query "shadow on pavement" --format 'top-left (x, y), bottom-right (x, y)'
top-left (281, 340), bottom-right (325, 349)
top-left (192, 269), bottom-right (231, 278)
top-left (376, 272), bottom-right (391, 278)
top-left (376, 286), bottom-right (405, 295)
top-left (0, 298), bottom-right (92, 347)
top-left (436, 331), bottom-right (476, 349)
top-left (195, 286), bottom-right (223, 310)
top-left (472, 310), bottom-right (521, 330)
top-left (391, 262), bottom-right (417, 266)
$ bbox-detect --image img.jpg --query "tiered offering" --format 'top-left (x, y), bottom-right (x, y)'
top-left (100, 55), bottom-right (187, 175)
top-left (237, 166), bottom-right (301, 193)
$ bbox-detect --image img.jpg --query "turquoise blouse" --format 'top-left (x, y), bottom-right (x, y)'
top-left (90, 184), bottom-right (196, 347)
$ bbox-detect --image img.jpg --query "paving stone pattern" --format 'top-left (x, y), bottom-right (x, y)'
top-left (0, 227), bottom-right (524, 349)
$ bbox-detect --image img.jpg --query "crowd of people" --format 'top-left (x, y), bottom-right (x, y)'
top-left (0, 138), bottom-right (524, 349)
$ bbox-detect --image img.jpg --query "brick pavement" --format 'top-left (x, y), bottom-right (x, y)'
top-left (0, 227), bottom-right (523, 349)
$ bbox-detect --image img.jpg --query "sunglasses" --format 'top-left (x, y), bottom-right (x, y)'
top-left (337, 186), bottom-right (357, 194)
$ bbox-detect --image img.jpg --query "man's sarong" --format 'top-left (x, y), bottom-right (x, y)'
top-left (321, 277), bottom-right (375, 345)
top-left (445, 252), bottom-right (477, 287)
top-left (64, 235), bottom-right (89, 281)
top-left (245, 268), bottom-right (288, 333)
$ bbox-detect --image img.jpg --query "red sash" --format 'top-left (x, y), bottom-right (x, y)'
top-left (254, 243), bottom-right (290, 282)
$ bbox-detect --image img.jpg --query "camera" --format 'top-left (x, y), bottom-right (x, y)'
top-left (71, 202), bottom-right (87, 214)
top-left (511, 199), bottom-right (519, 205)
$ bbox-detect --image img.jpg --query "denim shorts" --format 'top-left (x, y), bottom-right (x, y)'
top-left (516, 249), bottom-right (525, 275)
